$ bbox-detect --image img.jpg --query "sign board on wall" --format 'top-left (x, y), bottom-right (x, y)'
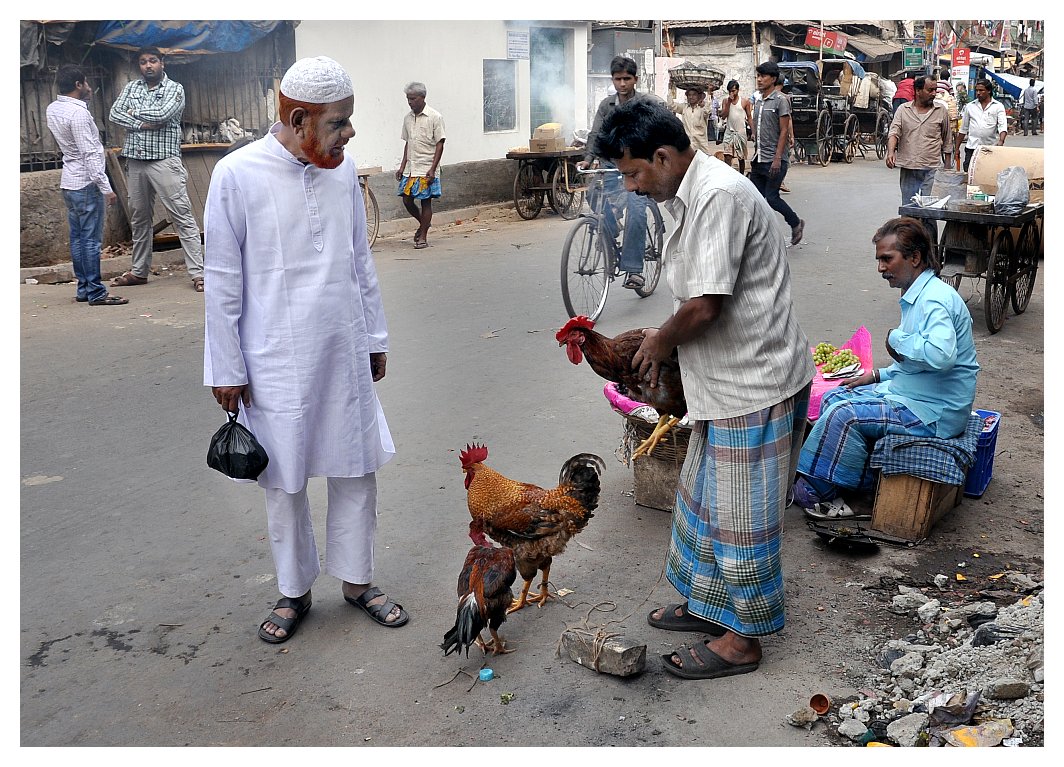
top-left (951, 47), bottom-right (971, 87)
top-left (904, 46), bottom-right (924, 68)
top-left (507, 31), bottom-right (529, 60)
top-left (804, 27), bottom-right (848, 54)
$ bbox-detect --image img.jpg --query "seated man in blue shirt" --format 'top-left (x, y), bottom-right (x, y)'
top-left (794, 216), bottom-right (979, 507)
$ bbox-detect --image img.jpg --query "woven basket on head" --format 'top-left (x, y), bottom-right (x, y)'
top-left (621, 414), bottom-right (691, 465)
top-left (668, 65), bottom-right (725, 92)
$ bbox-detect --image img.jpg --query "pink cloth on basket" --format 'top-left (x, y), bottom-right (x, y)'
top-left (807, 326), bottom-right (874, 421)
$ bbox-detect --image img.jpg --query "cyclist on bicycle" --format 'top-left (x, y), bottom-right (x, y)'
top-left (579, 55), bottom-right (664, 291)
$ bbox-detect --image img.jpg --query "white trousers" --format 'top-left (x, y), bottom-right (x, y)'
top-left (263, 474), bottom-right (378, 597)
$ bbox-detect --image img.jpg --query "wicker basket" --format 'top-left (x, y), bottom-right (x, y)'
top-left (668, 65), bottom-right (725, 92)
top-left (622, 414), bottom-right (691, 464)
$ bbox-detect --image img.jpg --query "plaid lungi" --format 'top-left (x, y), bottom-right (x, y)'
top-left (666, 383), bottom-right (810, 637)
top-left (797, 386), bottom-right (935, 493)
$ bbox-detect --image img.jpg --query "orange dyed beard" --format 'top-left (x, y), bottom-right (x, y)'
top-left (279, 94), bottom-right (344, 170)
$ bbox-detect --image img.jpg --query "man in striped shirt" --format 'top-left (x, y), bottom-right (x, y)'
top-left (45, 65), bottom-right (127, 306)
top-left (108, 47), bottom-right (204, 291)
top-left (597, 99), bottom-right (814, 681)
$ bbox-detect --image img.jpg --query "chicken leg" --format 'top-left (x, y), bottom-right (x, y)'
top-left (507, 578), bottom-right (535, 613)
top-left (485, 627), bottom-right (515, 655)
top-left (632, 415), bottom-right (681, 460)
top-left (507, 564), bottom-right (553, 613)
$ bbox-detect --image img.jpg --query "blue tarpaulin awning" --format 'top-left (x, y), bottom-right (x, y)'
top-left (984, 70), bottom-right (1044, 99)
top-left (93, 21), bottom-right (285, 55)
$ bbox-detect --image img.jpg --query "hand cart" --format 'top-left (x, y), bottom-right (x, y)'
top-left (899, 202), bottom-right (1043, 334)
top-left (504, 147), bottom-right (587, 220)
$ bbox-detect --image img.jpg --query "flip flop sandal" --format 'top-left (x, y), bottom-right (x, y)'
top-left (662, 641), bottom-right (760, 680)
top-left (111, 271), bottom-right (148, 287)
top-left (414, 241), bottom-right (429, 249)
top-left (647, 602), bottom-right (727, 634)
top-left (802, 499), bottom-right (870, 522)
top-left (622, 274), bottom-right (645, 289)
top-left (88, 295), bottom-right (129, 306)
top-left (345, 585), bottom-right (409, 628)
top-left (192, 277), bottom-right (204, 292)
top-left (258, 595), bottom-right (312, 644)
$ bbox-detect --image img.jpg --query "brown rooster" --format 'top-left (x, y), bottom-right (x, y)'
top-left (441, 544), bottom-right (518, 656)
top-left (556, 315), bottom-right (686, 459)
top-left (460, 443), bottom-right (604, 613)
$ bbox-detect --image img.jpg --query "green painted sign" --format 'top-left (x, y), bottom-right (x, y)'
top-left (904, 46), bottom-right (924, 68)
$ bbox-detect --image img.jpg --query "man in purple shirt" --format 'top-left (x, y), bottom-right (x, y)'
top-left (45, 65), bottom-right (127, 305)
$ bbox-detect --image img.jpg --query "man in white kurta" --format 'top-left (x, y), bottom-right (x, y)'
top-left (203, 56), bottom-right (407, 643)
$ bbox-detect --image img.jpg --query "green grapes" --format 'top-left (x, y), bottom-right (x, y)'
top-left (820, 349), bottom-right (860, 374)
top-left (812, 342), bottom-right (837, 365)
top-left (812, 342), bottom-right (860, 374)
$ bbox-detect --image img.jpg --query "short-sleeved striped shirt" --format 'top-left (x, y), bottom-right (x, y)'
top-left (662, 152), bottom-right (815, 420)
top-left (109, 75), bottom-right (185, 160)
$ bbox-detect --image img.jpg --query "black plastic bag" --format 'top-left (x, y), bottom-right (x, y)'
top-left (207, 412), bottom-right (269, 480)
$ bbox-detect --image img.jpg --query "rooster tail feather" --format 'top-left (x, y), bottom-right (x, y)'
top-left (440, 593), bottom-right (487, 657)
top-left (559, 453), bottom-right (605, 513)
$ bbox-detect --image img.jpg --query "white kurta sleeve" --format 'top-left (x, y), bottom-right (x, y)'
top-left (203, 162), bottom-right (250, 387)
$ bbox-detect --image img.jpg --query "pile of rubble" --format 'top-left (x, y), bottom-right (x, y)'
top-left (790, 571), bottom-right (1044, 747)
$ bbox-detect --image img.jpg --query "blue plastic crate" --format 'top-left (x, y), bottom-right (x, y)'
top-left (964, 409), bottom-right (1001, 498)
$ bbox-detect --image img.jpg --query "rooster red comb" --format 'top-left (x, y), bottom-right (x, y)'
top-left (460, 443), bottom-right (488, 468)
top-left (555, 315), bottom-right (595, 343)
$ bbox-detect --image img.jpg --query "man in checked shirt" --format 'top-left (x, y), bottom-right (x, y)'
top-left (46, 65), bottom-right (127, 306)
top-left (109, 46), bottom-right (205, 292)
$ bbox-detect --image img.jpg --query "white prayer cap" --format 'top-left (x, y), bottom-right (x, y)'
top-left (280, 56), bottom-right (353, 103)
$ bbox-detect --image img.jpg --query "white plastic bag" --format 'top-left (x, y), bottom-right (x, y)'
top-left (994, 166), bottom-right (1029, 215)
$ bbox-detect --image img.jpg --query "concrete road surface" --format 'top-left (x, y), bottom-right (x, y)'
top-left (20, 141), bottom-right (1044, 748)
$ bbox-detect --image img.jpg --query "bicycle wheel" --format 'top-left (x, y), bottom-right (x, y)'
top-left (635, 202), bottom-right (665, 298)
top-left (561, 218), bottom-right (610, 321)
top-left (362, 183), bottom-right (380, 248)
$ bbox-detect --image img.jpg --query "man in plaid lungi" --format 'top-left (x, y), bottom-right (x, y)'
top-left (597, 99), bottom-right (814, 679)
top-left (794, 217), bottom-right (978, 510)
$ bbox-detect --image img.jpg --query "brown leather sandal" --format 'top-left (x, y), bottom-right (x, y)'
top-left (111, 271), bottom-right (148, 287)
top-left (192, 277), bottom-right (204, 292)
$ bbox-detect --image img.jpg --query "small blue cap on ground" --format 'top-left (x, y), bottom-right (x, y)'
top-left (479, 668), bottom-right (495, 681)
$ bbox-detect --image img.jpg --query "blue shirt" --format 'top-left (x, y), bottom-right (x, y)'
top-left (876, 269), bottom-right (979, 438)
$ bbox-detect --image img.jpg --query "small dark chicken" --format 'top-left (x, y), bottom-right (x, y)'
top-left (440, 544), bottom-right (518, 656)
top-left (461, 443), bottom-right (604, 613)
top-left (556, 315), bottom-right (686, 459)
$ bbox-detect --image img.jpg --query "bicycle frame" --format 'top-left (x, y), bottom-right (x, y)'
top-left (560, 168), bottom-right (665, 320)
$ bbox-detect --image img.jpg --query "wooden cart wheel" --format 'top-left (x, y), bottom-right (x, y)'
top-left (815, 110), bottom-right (833, 166)
top-left (513, 163), bottom-right (544, 220)
top-left (875, 109), bottom-right (890, 160)
top-left (843, 114), bottom-right (860, 163)
top-left (1010, 220), bottom-right (1040, 314)
top-left (550, 160), bottom-right (585, 220)
top-left (984, 229), bottom-right (1014, 334)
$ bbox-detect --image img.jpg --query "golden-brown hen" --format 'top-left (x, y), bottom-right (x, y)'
top-left (460, 443), bottom-right (604, 613)
top-left (440, 544), bottom-right (518, 656)
top-left (556, 315), bottom-right (686, 458)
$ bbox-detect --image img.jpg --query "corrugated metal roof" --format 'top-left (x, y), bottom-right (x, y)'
top-left (846, 32), bottom-right (904, 60)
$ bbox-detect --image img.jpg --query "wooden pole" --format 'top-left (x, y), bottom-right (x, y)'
top-left (751, 21), bottom-right (758, 67)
